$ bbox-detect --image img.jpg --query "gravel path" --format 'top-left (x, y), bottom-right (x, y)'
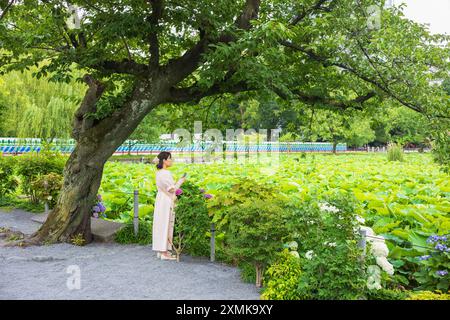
top-left (0, 209), bottom-right (260, 300)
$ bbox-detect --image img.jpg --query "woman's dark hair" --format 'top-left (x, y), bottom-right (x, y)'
top-left (156, 151), bottom-right (172, 169)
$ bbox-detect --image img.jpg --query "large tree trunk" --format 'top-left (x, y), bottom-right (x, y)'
top-left (332, 141), bottom-right (337, 154)
top-left (29, 139), bottom-right (107, 244)
top-left (22, 77), bottom-right (167, 245)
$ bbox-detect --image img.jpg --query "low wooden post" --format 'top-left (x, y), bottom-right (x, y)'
top-left (133, 190), bottom-right (139, 237)
top-left (359, 229), bottom-right (367, 258)
top-left (210, 223), bottom-right (215, 262)
top-left (43, 180), bottom-right (49, 214)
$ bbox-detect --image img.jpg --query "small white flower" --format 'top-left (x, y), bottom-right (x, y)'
top-left (47, 196), bottom-right (53, 201)
top-left (324, 241), bottom-right (337, 247)
top-left (318, 202), bottom-right (340, 213)
top-left (376, 256), bottom-right (394, 275)
top-left (305, 250), bottom-right (314, 260)
top-left (290, 251), bottom-right (300, 258)
top-left (356, 215), bottom-right (365, 224)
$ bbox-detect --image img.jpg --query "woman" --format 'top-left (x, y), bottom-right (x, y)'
top-left (152, 151), bottom-right (186, 260)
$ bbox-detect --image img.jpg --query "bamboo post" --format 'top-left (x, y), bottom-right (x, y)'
top-left (210, 223), bottom-right (215, 262)
top-left (133, 190), bottom-right (139, 237)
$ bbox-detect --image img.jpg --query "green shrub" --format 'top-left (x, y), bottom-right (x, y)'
top-left (15, 153), bottom-right (66, 203)
top-left (238, 261), bottom-right (257, 284)
top-left (284, 191), bottom-right (368, 299)
top-left (207, 177), bottom-right (283, 231)
top-left (366, 289), bottom-right (409, 300)
top-left (225, 199), bottom-right (289, 287)
top-left (0, 156), bottom-right (19, 197)
top-left (172, 181), bottom-right (211, 258)
top-left (387, 142), bottom-right (404, 162)
top-left (261, 249), bottom-right (302, 300)
top-left (115, 221), bottom-right (152, 245)
top-left (407, 290), bottom-right (450, 300)
top-left (30, 172), bottom-right (63, 208)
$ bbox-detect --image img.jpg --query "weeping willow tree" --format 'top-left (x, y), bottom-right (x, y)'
top-left (0, 68), bottom-right (86, 139)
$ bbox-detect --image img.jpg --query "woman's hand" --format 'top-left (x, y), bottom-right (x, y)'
top-left (178, 176), bottom-right (186, 185)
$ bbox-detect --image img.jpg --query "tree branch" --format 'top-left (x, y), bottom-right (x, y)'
top-left (290, 0), bottom-right (333, 26)
top-left (88, 59), bottom-right (149, 76)
top-left (0, 0), bottom-right (15, 21)
top-left (279, 40), bottom-right (432, 115)
top-left (163, 0), bottom-right (261, 86)
top-left (291, 89), bottom-right (377, 110)
top-left (147, 0), bottom-right (164, 67)
top-left (72, 75), bottom-right (105, 141)
top-left (167, 81), bottom-right (253, 104)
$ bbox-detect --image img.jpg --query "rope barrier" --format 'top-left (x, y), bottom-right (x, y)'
top-left (364, 234), bottom-right (443, 253)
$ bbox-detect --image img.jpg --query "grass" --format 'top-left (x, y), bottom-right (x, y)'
top-left (0, 195), bottom-right (44, 213)
top-left (115, 221), bottom-right (153, 245)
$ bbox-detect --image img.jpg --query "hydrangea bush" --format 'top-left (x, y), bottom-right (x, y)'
top-left (92, 194), bottom-right (106, 218)
top-left (413, 234), bottom-right (450, 291)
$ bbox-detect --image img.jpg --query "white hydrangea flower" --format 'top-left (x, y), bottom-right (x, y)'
top-left (367, 276), bottom-right (382, 290)
top-left (305, 250), bottom-right (314, 260)
top-left (367, 265), bottom-right (381, 276)
top-left (371, 241), bottom-right (389, 258)
top-left (290, 251), bottom-right (300, 259)
top-left (366, 265), bottom-right (382, 290)
top-left (286, 241), bottom-right (298, 250)
top-left (376, 256), bottom-right (394, 275)
top-left (356, 215), bottom-right (365, 224)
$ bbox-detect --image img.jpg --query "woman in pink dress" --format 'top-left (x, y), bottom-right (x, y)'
top-left (152, 152), bottom-right (186, 260)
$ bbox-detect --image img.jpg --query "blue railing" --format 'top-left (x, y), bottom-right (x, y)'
top-left (0, 138), bottom-right (346, 154)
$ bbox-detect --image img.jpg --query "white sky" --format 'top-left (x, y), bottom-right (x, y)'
top-left (396, 0), bottom-right (450, 35)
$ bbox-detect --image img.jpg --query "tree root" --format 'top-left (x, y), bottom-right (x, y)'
top-left (0, 228), bottom-right (43, 247)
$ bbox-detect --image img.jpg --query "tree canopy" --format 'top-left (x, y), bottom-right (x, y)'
top-left (1, 0), bottom-right (449, 169)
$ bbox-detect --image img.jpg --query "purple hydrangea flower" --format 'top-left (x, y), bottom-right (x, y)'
top-left (199, 188), bottom-right (205, 193)
top-left (97, 194), bottom-right (102, 201)
top-left (93, 212), bottom-right (99, 218)
top-left (204, 193), bottom-right (213, 199)
top-left (176, 188), bottom-right (183, 196)
top-left (92, 205), bottom-right (100, 213)
top-left (98, 203), bottom-right (106, 213)
top-left (427, 235), bottom-right (440, 243)
top-left (435, 243), bottom-right (448, 252)
top-left (436, 270), bottom-right (448, 276)
top-left (419, 255), bottom-right (431, 261)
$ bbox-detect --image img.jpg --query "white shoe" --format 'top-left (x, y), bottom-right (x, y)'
top-left (160, 252), bottom-right (176, 260)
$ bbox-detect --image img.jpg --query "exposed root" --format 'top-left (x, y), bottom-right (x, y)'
top-left (0, 229), bottom-right (43, 247)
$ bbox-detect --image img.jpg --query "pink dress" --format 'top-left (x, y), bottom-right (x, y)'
top-left (152, 169), bottom-right (180, 252)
